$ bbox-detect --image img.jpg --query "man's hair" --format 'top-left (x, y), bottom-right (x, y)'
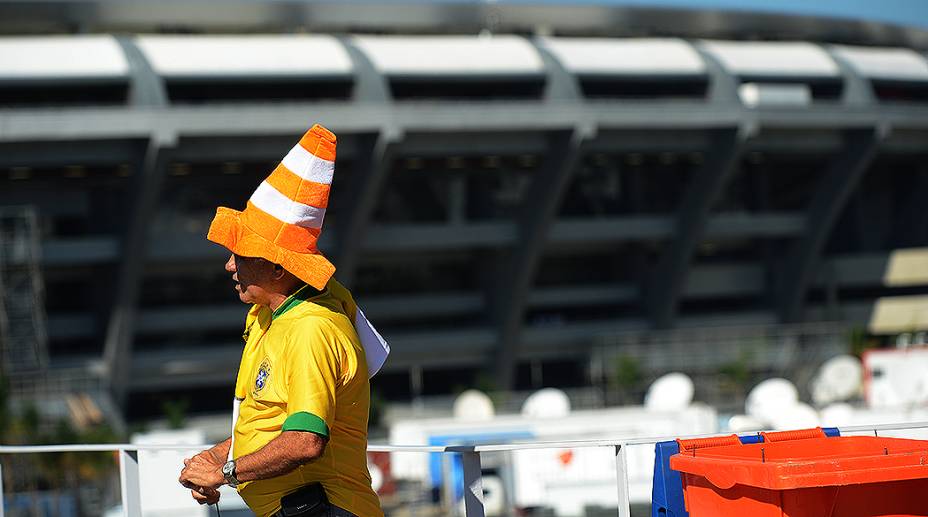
top-left (236, 254), bottom-right (280, 268)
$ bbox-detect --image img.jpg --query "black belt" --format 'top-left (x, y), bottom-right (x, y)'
top-left (272, 504), bottom-right (357, 517)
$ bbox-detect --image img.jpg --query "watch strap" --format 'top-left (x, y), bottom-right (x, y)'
top-left (223, 460), bottom-right (240, 487)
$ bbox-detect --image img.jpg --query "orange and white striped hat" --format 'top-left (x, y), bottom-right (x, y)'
top-left (207, 124), bottom-right (337, 290)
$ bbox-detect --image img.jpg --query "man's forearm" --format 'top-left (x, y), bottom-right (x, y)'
top-left (233, 431), bottom-right (325, 483)
top-left (208, 437), bottom-right (232, 463)
top-left (180, 437), bottom-right (233, 491)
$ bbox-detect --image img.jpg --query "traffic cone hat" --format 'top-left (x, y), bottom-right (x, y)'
top-left (207, 124), bottom-right (337, 290)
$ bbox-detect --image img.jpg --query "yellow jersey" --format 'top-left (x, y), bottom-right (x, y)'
top-left (231, 280), bottom-right (383, 517)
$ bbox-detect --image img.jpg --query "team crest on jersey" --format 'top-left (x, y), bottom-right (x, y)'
top-left (253, 357), bottom-right (272, 395)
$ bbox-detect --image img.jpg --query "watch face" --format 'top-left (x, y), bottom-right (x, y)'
top-left (223, 461), bottom-right (238, 486)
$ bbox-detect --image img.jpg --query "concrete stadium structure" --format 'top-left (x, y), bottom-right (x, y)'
top-left (1, 0), bottom-right (928, 418)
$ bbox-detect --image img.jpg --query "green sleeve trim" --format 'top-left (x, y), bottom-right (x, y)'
top-left (282, 411), bottom-right (329, 437)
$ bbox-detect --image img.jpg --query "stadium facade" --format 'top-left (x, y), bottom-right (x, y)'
top-left (1, 0), bottom-right (928, 420)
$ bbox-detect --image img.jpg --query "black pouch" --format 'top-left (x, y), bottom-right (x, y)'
top-left (279, 483), bottom-right (329, 517)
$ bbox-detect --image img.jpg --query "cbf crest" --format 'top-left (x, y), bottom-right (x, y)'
top-left (253, 357), bottom-right (272, 396)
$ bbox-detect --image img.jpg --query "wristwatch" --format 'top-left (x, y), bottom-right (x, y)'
top-left (222, 460), bottom-right (240, 487)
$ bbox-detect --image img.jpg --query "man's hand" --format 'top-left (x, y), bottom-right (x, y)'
top-left (179, 454), bottom-right (225, 491)
top-left (191, 447), bottom-right (225, 465)
top-left (190, 486), bottom-right (221, 505)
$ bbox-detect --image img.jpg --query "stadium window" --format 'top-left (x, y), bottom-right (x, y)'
top-left (0, 80), bottom-right (128, 107)
top-left (375, 169), bottom-right (455, 223)
top-left (155, 161), bottom-right (271, 236)
top-left (388, 76), bottom-right (545, 100)
top-left (138, 266), bottom-right (238, 308)
top-left (354, 254), bottom-right (481, 295)
top-left (530, 247), bottom-right (650, 322)
top-left (578, 75), bottom-right (708, 100)
top-left (421, 367), bottom-right (484, 397)
top-left (677, 294), bottom-right (766, 315)
top-left (467, 169), bottom-right (533, 221)
top-left (164, 77), bottom-right (353, 104)
top-left (738, 153), bottom-right (831, 212)
top-left (693, 238), bottom-right (772, 264)
top-left (636, 154), bottom-right (698, 214)
top-left (513, 359), bottom-right (587, 390)
top-left (377, 156), bottom-right (535, 223)
top-left (559, 161), bottom-right (626, 217)
top-left (871, 80), bottom-right (928, 103)
top-left (827, 154), bottom-right (928, 254)
top-left (0, 167), bottom-right (131, 238)
top-left (48, 337), bottom-right (102, 357)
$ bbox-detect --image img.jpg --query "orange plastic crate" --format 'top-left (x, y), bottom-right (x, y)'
top-left (670, 432), bottom-right (928, 517)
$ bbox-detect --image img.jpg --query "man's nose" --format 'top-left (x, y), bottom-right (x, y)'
top-left (225, 254), bottom-right (236, 273)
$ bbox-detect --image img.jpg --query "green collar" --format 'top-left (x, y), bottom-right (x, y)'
top-left (272, 284), bottom-right (324, 320)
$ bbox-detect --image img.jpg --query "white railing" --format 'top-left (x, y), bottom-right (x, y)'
top-left (1, 420), bottom-right (928, 517)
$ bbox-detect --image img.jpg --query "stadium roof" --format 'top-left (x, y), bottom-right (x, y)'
top-left (1, 0), bottom-right (927, 48)
top-left (543, 0), bottom-right (928, 31)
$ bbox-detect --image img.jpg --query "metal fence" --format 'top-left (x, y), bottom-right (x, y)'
top-left (2, 420), bottom-right (927, 517)
top-left (595, 321), bottom-right (851, 375)
top-left (592, 321), bottom-right (854, 410)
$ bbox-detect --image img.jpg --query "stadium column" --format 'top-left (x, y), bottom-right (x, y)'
top-left (776, 46), bottom-right (883, 323)
top-left (333, 37), bottom-right (397, 288)
top-left (116, 36), bottom-right (168, 107)
top-left (103, 138), bottom-right (174, 408)
top-left (491, 128), bottom-right (587, 390)
top-left (777, 128), bottom-right (883, 323)
top-left (105, 38), bottom-right (170, 408)
top-left (648, 128), bottom-right (746, 328)
top-left (489, 39), bottom-right (589, 391)
top-left (647, 42), bottom-right (747, 329)
top-left (333, 133), bottom-right (398, 288)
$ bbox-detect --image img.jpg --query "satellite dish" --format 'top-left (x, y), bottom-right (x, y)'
top-left (820, 403), bottom-right (855, 427)
top-left (521, 388), bottom-right (571, 418)
top-left (645, 372), bottom-right (694, 412)
top-left (453, 390), bottom-right (495, 421)
top-left (745, 378), bottom-right (799, 425)
top-left (771, 402), bottom-right (820, 431)
top-left (727, 414), bottom-right (766, 433)
top-left (811, 355), bottom-right (863, 406)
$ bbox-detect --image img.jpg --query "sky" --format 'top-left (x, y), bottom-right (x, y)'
top-left (492, 0), bottom-right (928, 30)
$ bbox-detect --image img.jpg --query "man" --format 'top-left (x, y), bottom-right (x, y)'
top-left (179, 124), bottom-right (387, 517)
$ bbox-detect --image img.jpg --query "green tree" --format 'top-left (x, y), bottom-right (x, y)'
top-left (0, 375), bottom-right (9, 439)
top-left (162, 398), bottom-right (191, 429)
top-left (848, 326), bottom-right (878, 358)
top-left (0, 383), bottom-right (123, 505)
top-left (612, 354), bottom-right (643, 404)
top-left (718, 349), bottom-right (753, 401)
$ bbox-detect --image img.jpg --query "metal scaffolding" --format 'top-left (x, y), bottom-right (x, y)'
top-left (0, 206), bottom-right (48, 376)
